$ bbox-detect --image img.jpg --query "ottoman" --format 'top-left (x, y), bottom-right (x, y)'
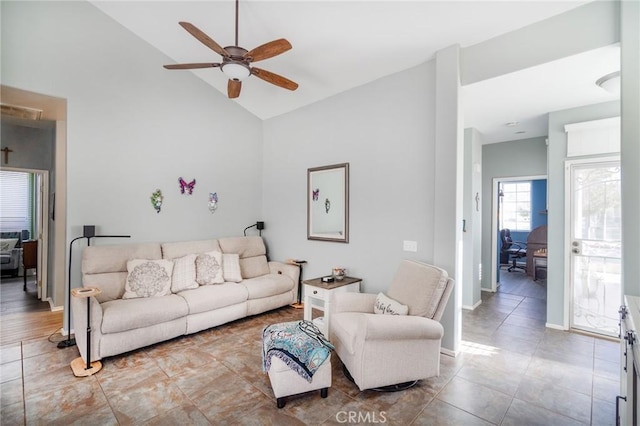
top-left (262, 320), bottom-right (333, 408)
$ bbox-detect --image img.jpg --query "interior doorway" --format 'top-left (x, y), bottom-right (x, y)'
top-left (0, 168), bottom-right (49, 300)
top-left (490, 175), bottom-right (548, 292)
top-left (1, 85), bottom-right (67, 309)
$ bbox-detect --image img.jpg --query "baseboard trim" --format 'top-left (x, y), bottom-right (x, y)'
top-left (480, 287), bottom-right (495, 293)
top-left (545, 322), bottom-right (567, 331)
top-left (48, 298), bottom-right (63, 311)
top-left (462, 300), bottom-right (482, 311)
top-left (440, 347), bottom-right (459, 358)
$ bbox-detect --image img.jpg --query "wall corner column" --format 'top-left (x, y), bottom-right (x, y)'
top-left (621, 0), bottom-right (640, 297)
top-left (434, 44), bottom-right (463, 354)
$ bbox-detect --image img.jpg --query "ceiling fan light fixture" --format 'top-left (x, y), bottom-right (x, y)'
top-left (222, 62), bottom-right (251, 82)
top-left (596, 71), bottom-right (620, 95)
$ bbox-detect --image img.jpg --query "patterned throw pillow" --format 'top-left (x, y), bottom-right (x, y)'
top-left (0, 238), bottom-right (19, 252)
top-left (123, 259), bottom-right (173, 299)
top-left (171, 254), bottom-right (199, 293)
top-left (222, 253), bottom-right (242, 283)
top-left (195, 251), bottom-right (224, 285)
top-left (374, 292), bottom-right (409, 315)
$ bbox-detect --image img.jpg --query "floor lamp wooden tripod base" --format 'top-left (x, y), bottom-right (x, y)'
top-left (70, 287), bottom-right (102, 377)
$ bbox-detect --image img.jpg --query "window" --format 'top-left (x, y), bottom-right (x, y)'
top-left (0, 170), bottom-right (34, 235)
top-left (501, 181), bottom-right (531, 232)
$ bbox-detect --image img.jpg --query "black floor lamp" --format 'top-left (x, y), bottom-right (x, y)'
top-left (57, 226), bottom-right (130, 349)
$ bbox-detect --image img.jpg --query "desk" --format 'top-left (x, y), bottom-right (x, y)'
top-left (303, 276), bottom-right (361, 340)
top-left (533, 249), bottom-right (547, 281)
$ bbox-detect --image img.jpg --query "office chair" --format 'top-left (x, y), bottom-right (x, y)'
top-left (500, 229), bottom-right (527, 272)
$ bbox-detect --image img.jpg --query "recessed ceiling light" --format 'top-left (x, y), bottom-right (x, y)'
top-left (506, 121), bottom-right (519, 127)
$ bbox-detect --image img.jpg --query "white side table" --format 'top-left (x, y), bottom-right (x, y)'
top-left (303, 276), bottom-right (361, 340)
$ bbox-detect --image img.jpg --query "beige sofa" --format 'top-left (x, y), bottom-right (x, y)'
top-left (71, 236), bottom-right (298, 363)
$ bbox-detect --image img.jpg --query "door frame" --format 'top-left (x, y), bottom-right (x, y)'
top-left (564, 155), bottom-right (621, 333)
top-left (1, 166), bottom-right (49, 301)
top-left (490, 174), bottom-right (547, 292)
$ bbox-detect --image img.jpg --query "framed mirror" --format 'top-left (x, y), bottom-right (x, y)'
top-left (307, 163), bottom-right (349, 243)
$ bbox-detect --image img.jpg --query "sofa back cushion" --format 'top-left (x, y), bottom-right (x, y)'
top-left (218, 236), bottom-right (269, 279)
top-left (82, 243), bottom-right (162, 302)
top-left (161, 239), bottom-right (221, 260)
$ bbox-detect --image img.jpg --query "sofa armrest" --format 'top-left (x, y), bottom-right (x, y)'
top-left (332, 292), bottom-right (377, 314)
top-left (71, 291), bottom-right (104, 363)
top-left (268, 261), bottom-right (300, 284)
top-left (361, 314), bottom-right (443, 341)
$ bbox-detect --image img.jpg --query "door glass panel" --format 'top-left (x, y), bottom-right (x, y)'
top-left (571, 163), bottom-right (621, 336)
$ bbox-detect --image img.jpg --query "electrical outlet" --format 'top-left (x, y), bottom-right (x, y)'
top-left (403, 240), bottom-right (418, 252)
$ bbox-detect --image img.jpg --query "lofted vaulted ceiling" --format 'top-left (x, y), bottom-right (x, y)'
top-left (91, 0), bottom-right (619, 143)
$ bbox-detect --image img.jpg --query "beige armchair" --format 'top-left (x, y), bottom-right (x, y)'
top-left (330, 260), bottom-right (454, 391)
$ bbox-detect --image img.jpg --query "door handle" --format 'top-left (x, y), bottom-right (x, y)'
top-left (572, 248), bottom-right (580, 254)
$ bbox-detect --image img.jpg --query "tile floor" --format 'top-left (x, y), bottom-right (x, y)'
top-left (0, 272), bottom-right (620, 425)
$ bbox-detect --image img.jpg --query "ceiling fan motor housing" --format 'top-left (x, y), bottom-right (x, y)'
top-left (221, 46), bottom-right (251, 81)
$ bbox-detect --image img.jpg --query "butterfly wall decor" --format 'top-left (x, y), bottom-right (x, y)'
top-left (312, 188), bottom-right (319, 201)
top-left (179, 177), bottom-right (196, 195)
top-left (208, 192), bottom-right (219, 213)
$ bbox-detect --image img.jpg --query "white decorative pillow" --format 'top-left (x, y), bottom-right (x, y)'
top-left (0, 238), bottom-right (19, 252)
top-left (171, 254), bottom-right (199, 293)
top-left (123, 259), bottom-right (173, 299)
top-left (196, 251), bottom-right (224, 285)
top-left (222, 253), bottom-right (242, 283)
top-left (374, 292), bottom-right (409, 315)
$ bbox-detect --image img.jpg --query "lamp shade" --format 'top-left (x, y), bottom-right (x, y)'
top-left (222, 62), bottom-right (251, 81)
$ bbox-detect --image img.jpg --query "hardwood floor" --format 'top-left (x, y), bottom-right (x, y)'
top-left (0, 276), bottom-right (63, 346)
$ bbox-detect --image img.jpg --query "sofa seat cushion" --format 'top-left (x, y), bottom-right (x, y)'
top-left (243, 274), bottom-right (295, 300)
top-left (100, 295), bottom-right (188, 334)
top-left (178, 283), bottom-right (248, 315)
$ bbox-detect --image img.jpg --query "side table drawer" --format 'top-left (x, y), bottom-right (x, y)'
top-left (306, 285), bottom-right (328, 300)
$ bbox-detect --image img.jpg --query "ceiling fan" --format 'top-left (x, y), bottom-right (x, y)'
top-left (163, 0), bottom-right (298, 99)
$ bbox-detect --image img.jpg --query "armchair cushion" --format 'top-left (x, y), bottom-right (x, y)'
top-left (387, 261), bottom-right (449, 319)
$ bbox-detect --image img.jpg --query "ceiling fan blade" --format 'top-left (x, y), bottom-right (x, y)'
top-left (163, 63), bottom-right (221, 70)
top-left (179, 22), bottom-right (230, 58)
top-left (244, 39), bottom-right (292, 62)
top-left (251, 67), bottom-right (298, 91)
top-left (228, 80), bottom-right (242, 98)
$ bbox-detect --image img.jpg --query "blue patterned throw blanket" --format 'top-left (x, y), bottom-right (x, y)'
top-left (262, 320), bottom-right (334, 382)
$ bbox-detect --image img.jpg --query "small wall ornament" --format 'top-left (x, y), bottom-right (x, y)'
top-left (178, 177), bottom-right (196, 195)
top-left (208, 192), bottom-right (219, 213)
top-left (150, 189), bottom-right (163, 213)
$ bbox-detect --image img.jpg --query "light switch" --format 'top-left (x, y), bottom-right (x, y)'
top-left (403, 240), bottom-right (418, 252)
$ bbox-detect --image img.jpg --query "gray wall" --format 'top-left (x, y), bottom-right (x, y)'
top-left (262, 61), bottom-right (436, 293)
top-left (1, 118), bottom-right (55, 171)
top-left (1, 1), bottom-right (264, 307)
top-left (463, 128), bottom-right (483, 308)
top-left (481, 137), bottom-right (548, 291)
top-left (547, 101), bottom-right (620, 327)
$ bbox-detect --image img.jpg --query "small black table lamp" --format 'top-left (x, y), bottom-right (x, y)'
top-left (244, 221), bottom-right (265, 236)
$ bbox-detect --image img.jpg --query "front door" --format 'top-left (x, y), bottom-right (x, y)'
top-left (569, 159), bottom-right (621, 337)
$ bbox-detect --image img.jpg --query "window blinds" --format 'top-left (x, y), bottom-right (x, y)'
top-left (0, 170), bottom-right (33, 234)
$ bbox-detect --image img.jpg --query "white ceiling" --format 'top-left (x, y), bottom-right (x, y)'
top-left (91, 0), bottom-right (619, 144)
